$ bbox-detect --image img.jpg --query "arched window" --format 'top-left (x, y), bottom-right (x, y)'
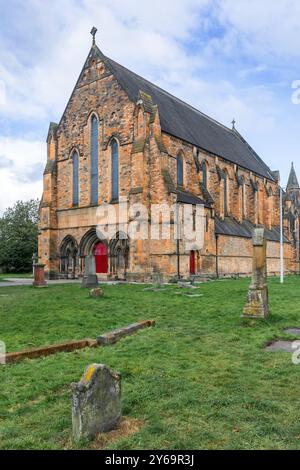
top-left (72, 150), bottom-right (79, 207)
top-left (91, 115), bottom-right (99, 205)
top-left (202, 161), bottom-right (207, 190)
top-left (223, 174), bottom-right (228, 216)
top-left (241, 179), bottom-right (245, 220)
top-left (111, 139), bottom-right (119, 201)
top-left (177, 153), bottom-right (184, 187)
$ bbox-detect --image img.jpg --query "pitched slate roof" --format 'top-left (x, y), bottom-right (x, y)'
top-left (215, 217), bottom-right (289, 243)
top-left (177, 190), bottom-right (207, 207)
top-left (95, 47), bottom-right (274, 181)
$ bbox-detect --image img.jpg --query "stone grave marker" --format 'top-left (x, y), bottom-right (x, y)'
top-left (242, 228), bottom-right (269, 319)
top-left (72, 364), bottom-right (121, 442)
top-left (283, 328), bottom-right (300, 336)
top-left (144, 269), bottom-right (166, 291)
top-left (82, 255), bottom-right (99, 288)
top-left (265, 340), bottom-right (298, 353)
top-left (33, 264), bottom-right (47, 288)
top-left (89, 287), bottom-right (104, 298)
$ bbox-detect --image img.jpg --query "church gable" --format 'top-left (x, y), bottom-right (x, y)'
top-left (55, 44), bottom-right (135, 156)
top-left (76, 45), bottom-right (112, 89)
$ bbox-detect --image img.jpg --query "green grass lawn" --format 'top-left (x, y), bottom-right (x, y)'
top-left (0, 273), bottom-right (33, 281)
top-left (1, 277), bottom-right (300, 450)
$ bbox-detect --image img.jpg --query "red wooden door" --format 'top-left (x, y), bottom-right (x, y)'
top-left (190, 251), bottom-right (196, 275)
top-left (93, 242), bottom-right (108, 274)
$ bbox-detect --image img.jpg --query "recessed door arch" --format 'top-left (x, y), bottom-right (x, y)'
top-left (93, 241), bottom-right (108, 274)
top-left (190, 251), bottom-right (196, 275)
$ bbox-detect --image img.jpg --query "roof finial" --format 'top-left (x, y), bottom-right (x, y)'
top-left (90, 26), bottom-right (97, 46)
top-left (231, 118), bottom-right (236, 130)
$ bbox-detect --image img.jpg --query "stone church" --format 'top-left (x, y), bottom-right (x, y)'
top-left (38, 31), bottom-right (300, 281)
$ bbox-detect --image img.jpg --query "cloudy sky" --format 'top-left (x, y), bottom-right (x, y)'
top-left (0, 0), bottom-right (300, 214)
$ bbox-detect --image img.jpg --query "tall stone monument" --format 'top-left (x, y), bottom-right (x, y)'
top-left (81, 255), bottom-right (99, 288)
top-left (242, 228), bottom-right (269, 319)
top-left (72, 364), bottom-right (121, 442)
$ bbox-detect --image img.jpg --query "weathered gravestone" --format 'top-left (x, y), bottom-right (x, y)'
top-left (242, 228), bottom-right (269, 319)
top-left (152, 271), bottom-right (164, 289)
top-left (144, 268), bottom-right (165, 292)
top-left (89, 287), bottom-right (104, 298)
top-left (72, 364), bottom-right (121, 442)
top-left (81, 255), bottom-right (99, 288)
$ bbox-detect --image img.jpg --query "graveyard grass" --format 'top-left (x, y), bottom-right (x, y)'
top-left (1, 277), bottom-right (300, 450)
top-left (0, 273), bottom-right (33, 281)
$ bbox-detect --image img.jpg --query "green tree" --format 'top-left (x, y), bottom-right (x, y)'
top-left (0, 200), bottom-right (39, 273)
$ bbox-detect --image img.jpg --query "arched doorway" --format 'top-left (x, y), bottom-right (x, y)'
top-left (79, 227), bottom-right (107, 276)
top-left (60, 236), bottom-right (79, 279)
top-left (109, 232), bottom-right (130, 279)
top-left (93, 242), bottom-right (108, 274)
top-left (190, 251), bottom-right (196, 275)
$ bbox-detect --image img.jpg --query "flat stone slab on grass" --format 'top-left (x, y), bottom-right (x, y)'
top-left (184, 294), bottom-right (203, 298)
top-left (2, 320), bottom-right (155, 365)
top-left (175, 292), bottom-right (203, 297)
top-left (3, 338), bottom-right (97, 364)
top-left (143, 288), bottom-right (167, 292)
top-left (283, 328), bottom-right (300, 336)
top-left (265, 341), bottom-right (296, 353)
top-left (97, 320), bottom-right (155, 345)
top-left (177, 283), bottom-right (199, 289)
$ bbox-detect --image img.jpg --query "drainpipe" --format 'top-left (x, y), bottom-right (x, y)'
top-left (280, 186), bottom-right (284, 283)
top-left (215, 234), bottom-right (219, 279)
top-left (176, 203), bottom-right (181, 280)
top-left (177, 238), bottom-right (180, 280)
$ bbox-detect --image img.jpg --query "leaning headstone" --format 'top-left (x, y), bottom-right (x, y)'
top-left (33, 264), bottom-right (47, 288)
top-left (242, 228), bottom-right (269, 319)
top-left (89, 287), bottom-right (104, 298)
top-left (72, 364), bottom-right (121, 442)
top-left (152, 271), bottom-right (164, 289)
top-left (81, 255), bottom-right (99, 288)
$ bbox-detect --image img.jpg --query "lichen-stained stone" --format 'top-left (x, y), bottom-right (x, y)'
top-left (33, 264), bottom-right (47, 288)
top-left (72, 364), bottom-right (121, 441)
top-left (89, 287), bottom-right (104, 298)
top-left (242, 228), bottom-right (269, 319)
top-left (82, 255), bottom-right (98, 288)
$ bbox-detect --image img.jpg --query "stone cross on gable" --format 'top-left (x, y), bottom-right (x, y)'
top-left (90, 27), bottom-right (98, 45)
top-left (231, 119), bottom-right (236, 130)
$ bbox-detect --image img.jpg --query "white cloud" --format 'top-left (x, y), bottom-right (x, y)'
top-left (0, 138), bottom-right (45, 213)
top-left (0, 80), bottom-right (6, 106)
top-left (217, 0), bottom-right (300, 60)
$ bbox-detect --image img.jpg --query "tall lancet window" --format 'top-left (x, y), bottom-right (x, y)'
top-left (177, 153), bottom-right (184, 187)
top-left (202, 162), bottom-right (207, 190)
top-left (72, 150), bottom-right (79, 207)
top-left (241, 181), bottom-right (245, 219)
top-left (111, 139), bottom-right (119, 201)
top-left (223, 175), bottom-right (228, 216)
top-left (91, 115), bottom-right (99, 205)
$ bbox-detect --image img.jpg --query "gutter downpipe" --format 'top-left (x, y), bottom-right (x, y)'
top-left (216, 233), bottom-right (219, 279)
